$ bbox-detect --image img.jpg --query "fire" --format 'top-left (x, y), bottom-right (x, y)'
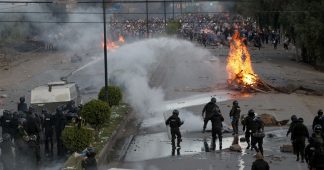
top-left (101, 35), bottom-right (126, 51)
top-left (226, 31), bottom-right (258, 87)
top-left (118, 35), bottom-right (125, 43)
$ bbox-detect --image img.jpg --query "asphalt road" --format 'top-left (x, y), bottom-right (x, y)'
top-left (103, 40), bottom-right (324, 170)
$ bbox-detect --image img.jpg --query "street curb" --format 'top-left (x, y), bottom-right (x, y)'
top-left (97, 111), bottom-right (134, 166)
top-left (118, 134), bottom-right (135, 161)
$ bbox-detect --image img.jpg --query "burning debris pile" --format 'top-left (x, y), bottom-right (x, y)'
top-left (102, 35), bottom-right (126, 51)
top-left (226, 31), bottom-right (274, 93)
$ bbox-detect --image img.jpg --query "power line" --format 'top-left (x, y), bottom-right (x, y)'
top-left (0, 0), bottom-right (248, 4)
top-left (0, 20), bottom-right (249, 24)
top-left (0, 11), bottom-right (236, 15)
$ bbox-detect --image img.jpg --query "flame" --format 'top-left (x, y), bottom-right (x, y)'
top-left (118, 35), bottom-right (125, 43)
top-left (226, 31), bottom-right (258, 86)
top-left (101, 35), bottom-right (126, 51)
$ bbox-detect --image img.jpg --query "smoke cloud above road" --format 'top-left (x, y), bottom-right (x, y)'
top-left (107, 37), bottom-right (223, 116)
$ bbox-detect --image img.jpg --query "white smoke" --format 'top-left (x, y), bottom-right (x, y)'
top-left (0, 1), bottom-right (105, 53)
top-left (107, 37), bottom-right (223, 116)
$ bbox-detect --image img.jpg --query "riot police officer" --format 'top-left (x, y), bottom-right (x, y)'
top-left (42, 109), bottom-right (54, 156)
top-left (0, 133), bottom-right (14, 170)
top-left (210, 110), bottom-right (224, 150)
top-left (1, 110), bottom-right (12, 135)
top-left (306, 125), bottom-right (324, 169)
top-left (250, 116), bottom-right (265, 155)
top-left (202, 97), bottom-right (220, 133)
top-left (10, 111), bottom-right (19, 142)
top-left (17, 97), bottom-right (28, 113)
top-left (292, 118), bottom-right (309, 162)
top-left (229, 100), bottom-right (241, 135)
top-left (312, 109), bottom-right (323, 130)
top-left (55, 106), bottom-right (67, 157)
top-left (64, 100), bottom-right (78, 123)
top-left (242, 109), bottom-right (256, 149)
top-left (286, 115), bottom-right (298, 154)
top-left (81, 147), bottom-right (98, 170)
top-left (165, 109), bottom-right (184, 155)
top-left (25, 108), bottom-right (41, 165)
top-left (252, 152), bottom-right (270, 170)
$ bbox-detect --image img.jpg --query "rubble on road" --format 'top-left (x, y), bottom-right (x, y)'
top-left (259, 113), bottom-right (289, 126)
top-left (280, 144), bottom-right (293, 153)
top-left (230, 135), bottom-right (242, 152)
top-left (0, 94), bottom-right (8, 98)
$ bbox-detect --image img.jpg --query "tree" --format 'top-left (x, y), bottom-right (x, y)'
top-left (81, 99), bottom-right (111, 140)
top-left (61, 126), bottom-right (94, 152)
top-left (98, 86), bottom-right (123, 106)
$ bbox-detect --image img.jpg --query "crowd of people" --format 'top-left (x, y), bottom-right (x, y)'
top-left (165, 97), bottom-right (324, 170)
top-left (0, 97), bottom-right (89, 170)
top-left (107, 13), bottom-right (289, 51)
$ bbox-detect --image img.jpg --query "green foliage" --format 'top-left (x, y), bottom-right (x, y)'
top-left (166, 21), bottom-right (181, 35)
top-left (81, 99), bottom-right (111, 131)
top-left (61, 126), bottom-right (94, 152)
top-left (98, 86), bottom-right (123, 106)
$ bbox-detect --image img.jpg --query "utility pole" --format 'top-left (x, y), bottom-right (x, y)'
top-left (180, 0), bottom-right (182, 16)
top-left (164, 0), bottom-right (167, 30)
top-left (102, 0), bottom-right (108, 102)
top-left (146, 0), bottom-right (149, 38)
top-left (172, 0), bottom-right (174, 19)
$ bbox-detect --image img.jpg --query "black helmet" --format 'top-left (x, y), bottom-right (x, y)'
top-left (314, 124), bottom-right (322, 132)
top-left (18, 118), bottom-right (26, 125)
top-left (233, 100), bottom-right (238, 106)
top-left (3, 110), bottom-right (10, 116)
top-left (2, 133), bottom-right (11, 141)
top-left (298, 117), bottom-right (304, 123)
top-left (56, 106), bottom-right (63, 114)
top-left (41, 109), bottom-right (48, 114)
top-left (318, 109), bottom-right (323, 116)
top-left (28, 106), bottom-right (34, 114)
top-left (248, 109), bottom-right (255, 117)
top-left (172, 109), bottom-right (179, 115)
top-left (291, 115), bottom-right (297, 122)
top-left (19, 97), bottom-right (25, 103)
top-left (86, 147), bottom-right (96, 157)
top-left (211, 97), bottom-right (216, 103)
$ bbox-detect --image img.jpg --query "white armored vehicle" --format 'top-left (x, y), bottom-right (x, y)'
top-left (30, 81), bottom-right (81, 113)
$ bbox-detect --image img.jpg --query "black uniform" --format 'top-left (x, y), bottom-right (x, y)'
top-left (242, 115), bottom-right (254, 149)
top-left (16, 121), bottom-right (38, 170)
top-left (43, 112), bottom-right (54, 155)
top-left (18, 102), bottom-right (28, 113)
top-left (292, 121), bottom-right (309, 162)
top-left (55, 110), bottom-right (67, 156)
top-left (229, 105), bottom-right (241, 135)
top-left (81, 157), bottom-right (98, 170)
top-left (165, 114), bottom-right (183, 149)
top-left (0, 112), bottom-right (12, 135)
top-left (25, 113), bottom-right (41, 164)
top-left (312, 115), bottom-right (323, 130)
top-left (210, 112), bottom-right (224, 150)
top-left (202, 102), bottom-right (220, 133)
top-left (0, 135), bottom-right (15, 170)
top-left (251, 159), bottom-right (270, 170)
top-left (306, 133), bottom-right (324, 169)
top-left (251, 118), bottom-right (265, 155)
top-left (286, 119), bottom-right (298, 153)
